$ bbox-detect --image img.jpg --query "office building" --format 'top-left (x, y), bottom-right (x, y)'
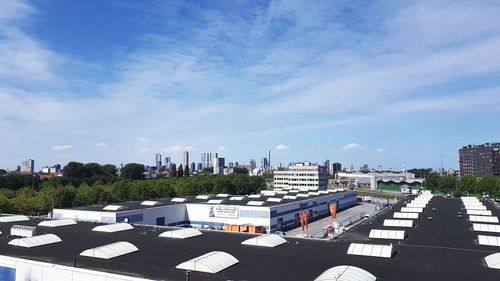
top-left (20, 159), bottom-right (34, 174)
top-left (250, 159), bottom-right (257, 171)
top-left (324, 159), bottom-right (330, 172)
top-left (182, 151), bottom-right (189, 168)
top-left (196, 162), bottom-right (202, 171)
top-left (190, 162), bottom-right (196, 172)
top-left (214, 157), bottom-right (225, 175)
top-left (273, 162), bottom-right (329, 191)
top-left (266, 149), bottom-right (271, 169)
top-left (201, 152), bottom-right (217, 168)
top-left (459, 143), bottom-right (500, 177)
top-left (155, 153), bottom-right (162, 169)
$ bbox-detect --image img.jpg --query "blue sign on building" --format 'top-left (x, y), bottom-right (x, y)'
top-left (0, 266), bottom-right (15, 281)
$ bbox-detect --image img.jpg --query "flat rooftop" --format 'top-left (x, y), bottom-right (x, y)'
top-left (0, 196), bottom-right (499, 281)
top-left (69, 189), bottom-right (354, 212)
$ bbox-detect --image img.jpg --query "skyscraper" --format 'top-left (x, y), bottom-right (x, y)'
top-left (20, 159), bottom-right (34, 173)
top-left (250, 159), bottom-right (257, 171)
top-left (182, 151), bottom-right (189, 168)
top-left (266, 149), bottom-right (271, 169)
top-left (214, 157), bottom-right (225, 175)
top-left (155, 153), bottom-right (162, 169)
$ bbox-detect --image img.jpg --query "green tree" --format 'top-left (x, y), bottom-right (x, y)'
top-left (424, 172), bottom-right (441, 191)
top-left (184, 165), bottom-right (190, 177)
top-left (0, 169), bottom-right (7, 175)
top-left (63, 162), bottom-right (86, 178)
top-left (53, 186), bottom-right (77, 208)
top-left (12, 187), bottom-right (37, 214)
top-left (177, 164), bottom-right (184, 178)
top-left (102, 164), bottom-right (117, 176)
top-left (233, 167), bottom-right (249, 174)
top-left (170, 164), bottom-right (177, 177)
top-left (34, 186), bottom-right (57, 213)
top-left (477, 175), bottom-right (499, 196)
top-left (439, 174), bottom-right (457, 193)
top-left (457, 175), bottom-right (477, 196)
top-left (121, 163), bottom-right (145, 180)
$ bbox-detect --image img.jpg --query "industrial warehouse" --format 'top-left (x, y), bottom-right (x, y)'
top-left (0, 192), bottom-right (499, 280)
top-left (51, 189), bottom-right (357, 233)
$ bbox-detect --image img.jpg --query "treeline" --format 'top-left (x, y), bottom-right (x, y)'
top-left (0, 162), bottom-right (266, 215)
top-left (425, 172), bottom-right (500, 197)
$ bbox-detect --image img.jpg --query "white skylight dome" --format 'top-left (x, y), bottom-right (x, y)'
top-left (0, 215), bottom-right (30, 223)
top-left (241, 234), bottom-right (287, 248)
top-left (347, 243), bottom-right (394, 258)
top-left (80, 241), bottom-right (139, 259)
top-left (485, 253), bottom-right (500, 269)
top-left (8, 234), bottom-right (62, 248)
top-left (38, 219), bottom-right (77, 227)
top-left (176, 251), bottom-right (239, 273)
top-left (159, 228), bottom-right (202, 239)
top-left (314, 265), bottom-right (377, 281)
top-left (92, 223), bottom-right (133, 233)
top-left (103, 205), bottom-right (126, 211)
top-left (369, 229), bottom-right (405, 240)
top-left (141, 200), bottom-right (162, 206)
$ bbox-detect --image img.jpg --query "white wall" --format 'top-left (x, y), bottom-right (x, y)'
top-left (185, 204), bottom-right (271, 230)
top-left (52, 209), bottom-right (116, 223)
top-left (0, 255), bottom-right (153, 281)
top-left (116, 205), bottom-right (186, 226)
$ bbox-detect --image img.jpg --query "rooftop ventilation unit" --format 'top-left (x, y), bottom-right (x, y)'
top-left (0, 215), bottom-right (30, 223)
top-left (141, 200), bottom-right (162, 206)
top-left (314, 265), bottom-right (376, 281)
top-left (247, 201), bottom-right (266, 206)
top-left (485, 253), bottom-right (500, 269)
top-left (159, 228), bottom-right (203, 239)
top-left (103, 205), bottom-right (126, 211)
top-left (383, 219), bottom-right (414, 228)
top-left (176, 251), bottom-right (239, 274)
top-left (241, 234), bottom-right (287, 248)
top-left (10, 225), bottom-right (36, 237)
top-left (92, 223), bottom-right (133, 233)
top-left (38, 219), bottom-right (77, 228)
top-left (80, 241), bottom-right (139, 259)
top-left (8, 234), bottom-right (62, 248)
top-left (347, 243), bottom-right (394, 258)
top-left (369, 229), bottom-right (405, 240)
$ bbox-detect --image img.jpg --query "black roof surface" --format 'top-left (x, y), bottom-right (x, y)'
top-left (1, 196), bottom-right (499, 281)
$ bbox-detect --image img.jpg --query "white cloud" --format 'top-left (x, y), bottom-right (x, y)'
top-left (96, 142), bottom-right (109, 147)
top-left (52, 144), bottom-right (72, 151)
top-left (275, 144), bottom-right (290, 150)
top-left (139, 147), bottom-right (150, 153)
top-left (218, 146), bottom-right (226, 151)
top-left (376, 147), bottom-right (387, 153)
top-left (162, 145), bottom-right (196, 153)
top-left (137, 137), bottom-right (147, 142)
top-left (340, 143), bottom-right (362, 152)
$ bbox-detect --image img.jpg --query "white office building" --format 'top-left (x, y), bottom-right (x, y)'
top-left (273, 162), bottom-right (329, 191)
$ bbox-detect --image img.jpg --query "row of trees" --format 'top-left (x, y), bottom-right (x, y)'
top-left (0, 173), bottom-right (267, 215)
top-left (425, 172), bottom-right (500, 197)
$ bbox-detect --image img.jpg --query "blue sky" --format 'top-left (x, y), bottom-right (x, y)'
top-left (1, 0), bottom-right (500, 171)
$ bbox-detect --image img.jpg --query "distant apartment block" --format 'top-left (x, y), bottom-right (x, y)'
top-left (273, 162), bottom-right (329, 191)
top-left (459, 143), bottom-right (500, 177)
top-left (20, 159), bottom-right (34, 173)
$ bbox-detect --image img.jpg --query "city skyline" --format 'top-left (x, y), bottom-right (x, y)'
top-left (1, 1), bottom-right (500, 171)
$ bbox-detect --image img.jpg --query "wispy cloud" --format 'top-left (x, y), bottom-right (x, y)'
top-left (275, 144), bottom-right (290, 150)
top-left (96, 142), bottom-right (109, 147)
top-left (137, 137), bottom-right (147, 142)
top-left (218, 146), bottom-right (226, 151)
top-left (340, 143), bottom-right (363, 152)
top-left (376, 148), bottom-right (387, 153)
top-left (52, 144), bottom-right (72, 151)
top-left (162, 145), bottom-right (196, 153)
